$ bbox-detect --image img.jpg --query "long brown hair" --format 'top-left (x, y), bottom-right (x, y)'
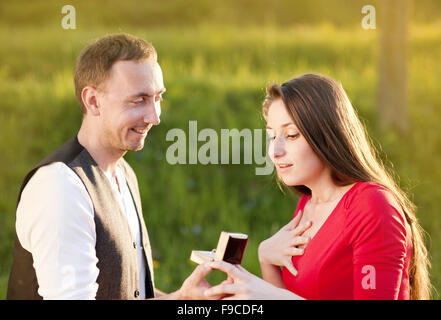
top-left (262, 73), bottom-right (431, 300)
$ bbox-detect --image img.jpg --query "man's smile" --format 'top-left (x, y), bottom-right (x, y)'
top-left (130, 124), bottom-right (153, 136)
top-left (131, 127), bottom-right (148, 135)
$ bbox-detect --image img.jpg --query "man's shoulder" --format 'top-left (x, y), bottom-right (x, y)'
top-left (23, 162), bottom-right (89, 201)
top-left (16, 162), bottom-right (96, 259)
top-left (32, 161), bottom-right (81, 183)
top-left (36, 136), bottom-right (84, 167)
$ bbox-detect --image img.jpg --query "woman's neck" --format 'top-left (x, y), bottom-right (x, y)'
top-left (305, 169), bottom-right (355, 205)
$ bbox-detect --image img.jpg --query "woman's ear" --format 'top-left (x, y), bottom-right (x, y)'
top-left (81, 86), bottom-right (101, 116)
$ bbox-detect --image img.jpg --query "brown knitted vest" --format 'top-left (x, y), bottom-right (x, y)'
top-left (7, 136), bottom-right (155, 299)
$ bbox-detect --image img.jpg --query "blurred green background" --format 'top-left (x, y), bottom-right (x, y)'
top-left (1, 0), bottom-right (440, 299)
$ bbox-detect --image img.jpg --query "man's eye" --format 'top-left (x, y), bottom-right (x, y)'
top-left (132, 98), bottom-right (145, 104)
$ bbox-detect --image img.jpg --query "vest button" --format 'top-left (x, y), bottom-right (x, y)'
top-left (134, 290), bottom-right (140, 298)
top-left (133, 242), bottom-right (137, 249)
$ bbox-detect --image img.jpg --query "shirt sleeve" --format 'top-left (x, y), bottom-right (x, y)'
top-left (344, 185), bottom-right (409, 300)
top-left (16, 162), bottom-right (99, 299)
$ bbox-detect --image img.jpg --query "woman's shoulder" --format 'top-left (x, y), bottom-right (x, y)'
top-left (343, 181), bottom-right (406, 226)
top-left (343, 182), bottom-right (411, 250)
top-left (344, 181), bottom-right (400, 210)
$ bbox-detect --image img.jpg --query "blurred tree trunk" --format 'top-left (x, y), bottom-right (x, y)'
top-left (377, 0), bottom-right (410, 134)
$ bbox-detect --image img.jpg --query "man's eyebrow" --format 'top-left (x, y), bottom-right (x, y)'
top-left (129, 88), bottom-right (166, 98)
top-left (266, 122), bottom-right (296, 129)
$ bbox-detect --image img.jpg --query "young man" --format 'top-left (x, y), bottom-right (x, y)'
top-left (7, 33), bottom-right (211, 300)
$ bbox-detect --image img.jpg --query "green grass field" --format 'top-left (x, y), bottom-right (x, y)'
top-left (1, 20), bottom-right (440, 299)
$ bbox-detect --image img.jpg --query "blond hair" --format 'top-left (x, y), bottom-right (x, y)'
top-left (74, 33), bottom-right (157, 113)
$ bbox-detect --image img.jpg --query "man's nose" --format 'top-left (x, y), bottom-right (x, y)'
top-left (144, 102), bottom-right (161, 125)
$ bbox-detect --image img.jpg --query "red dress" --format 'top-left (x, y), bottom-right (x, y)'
top-left (282, 181), bottom-right (413, 299)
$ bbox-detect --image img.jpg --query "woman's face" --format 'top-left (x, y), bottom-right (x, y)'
top-left (266, 98), bottom-right (326, 187)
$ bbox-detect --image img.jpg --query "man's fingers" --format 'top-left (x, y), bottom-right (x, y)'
top-left (199, 262), bottom-right (214, 275)
top-left (191, 262), bottom-right (213, 280)
top-left (219, 276), bottom-right (234, 286)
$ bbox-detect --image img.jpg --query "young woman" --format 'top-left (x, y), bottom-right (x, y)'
top-left (205, 73), bottom-right (431, 300)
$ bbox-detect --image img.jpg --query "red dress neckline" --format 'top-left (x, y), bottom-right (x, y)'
top-left (283, 181), bottom-right (412, 300)
top-left (295, 181), bottom-right (362, 247)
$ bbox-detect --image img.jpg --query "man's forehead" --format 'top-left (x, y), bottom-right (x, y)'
top-left (108, 59), bottom-right (164, 93)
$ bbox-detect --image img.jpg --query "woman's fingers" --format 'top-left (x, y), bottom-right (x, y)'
top-left (283, 210), bottom-right (303, 231)
top-left (290, 236), bottom-right (311, 247)
top-left (285, 247), bottom-right (305, 256)
top-left (218, 276), bottom-right (233, 287)
top-left (236, 265), bottom-right (249, 273)
top-left (204, 282), bottom-right (241, 297)
top-left (221, 295), bottom-right (240, 300)
top-left (292, 220), bottom-right (312, 236)
top-left (283, 259), bottom-right (298, 277)
top-left (208, 260), bottom-right (242, 281)
top-left (203, 262), bottom-right (242, 298)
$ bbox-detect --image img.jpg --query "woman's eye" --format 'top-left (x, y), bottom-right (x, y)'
top-left (287, 133), bottom-right (300, 139)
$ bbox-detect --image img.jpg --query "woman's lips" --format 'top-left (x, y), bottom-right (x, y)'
top-left (276, 163), bottom-right (293, 172)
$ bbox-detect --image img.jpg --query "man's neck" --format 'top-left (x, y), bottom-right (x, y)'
top-left (77, 122), bottom-right (126, 177)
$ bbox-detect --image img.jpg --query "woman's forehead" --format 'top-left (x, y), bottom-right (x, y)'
top-left (266, 99), bottom-right (298, 129)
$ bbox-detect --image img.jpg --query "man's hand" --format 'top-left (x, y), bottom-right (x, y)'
top-left (177, 263), bottom-right (214, 299)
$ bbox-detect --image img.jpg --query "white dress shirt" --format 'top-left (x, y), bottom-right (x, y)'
top-left (16, 161), bottom-right (146, 299)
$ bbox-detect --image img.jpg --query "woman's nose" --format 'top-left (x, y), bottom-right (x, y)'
top-left (269, 137), bottom-right (286, 159)
top-left (274, 138), bottom-right (286, 158)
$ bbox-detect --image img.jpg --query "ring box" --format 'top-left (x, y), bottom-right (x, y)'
top-left (190, 231), bottom-right (248, 265)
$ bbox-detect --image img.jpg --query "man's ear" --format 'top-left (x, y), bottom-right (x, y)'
top-left (81, 86), bottom-right (101, 116)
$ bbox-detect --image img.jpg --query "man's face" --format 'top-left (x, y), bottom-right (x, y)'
top-left (96, 59), bottom-right (165, 152)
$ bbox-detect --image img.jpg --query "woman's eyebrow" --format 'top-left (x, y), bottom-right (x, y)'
top-left (266, 122), bottom-right (296, 129)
